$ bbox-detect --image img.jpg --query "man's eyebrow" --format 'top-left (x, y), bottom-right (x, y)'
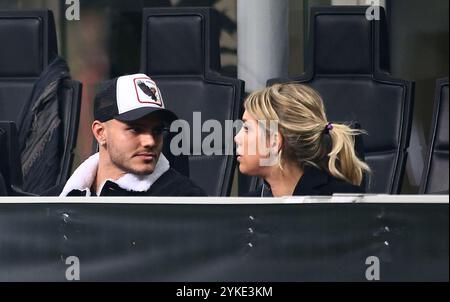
top-left (125, 121), bottom-right (162, 127)
top-left (124, 121), bottom-right (148, 128)
top-left (125, 122), bottom-right (141, 126)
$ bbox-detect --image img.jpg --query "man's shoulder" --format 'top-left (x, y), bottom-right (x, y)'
top-left (41, 168), bottom-right (208, 197)
top-left (41, 183), bottom-right (87, 196)
top-left (149, 168), bottom-right (207, 196)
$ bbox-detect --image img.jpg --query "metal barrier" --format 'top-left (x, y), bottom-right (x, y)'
top-left (0, 195), bottom-right (448, 281)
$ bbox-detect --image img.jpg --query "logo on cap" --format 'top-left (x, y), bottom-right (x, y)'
top-left (133, 77), bottom-right (163, 106)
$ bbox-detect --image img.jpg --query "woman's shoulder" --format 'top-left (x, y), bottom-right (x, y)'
top-left (240, 167), bottom-right (365, 197)
top-left (295, 166), bottom-right (365, 195)
top-left (323, 176), bottom-right (365, 194)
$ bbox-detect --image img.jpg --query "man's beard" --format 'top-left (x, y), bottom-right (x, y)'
top-left (112, 155), bottom-right (159, 175)
top-left (108, 145), bottom-right (160, 176)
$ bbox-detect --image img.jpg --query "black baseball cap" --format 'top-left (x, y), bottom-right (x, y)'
top-left (94, 73), bottom-right (177, 123)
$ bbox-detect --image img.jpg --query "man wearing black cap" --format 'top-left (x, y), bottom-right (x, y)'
top-left (45, 73), bottom-right (206, 197)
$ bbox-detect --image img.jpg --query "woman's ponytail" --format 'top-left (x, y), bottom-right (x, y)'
top-left (327, 123), bottom-right (370, 186)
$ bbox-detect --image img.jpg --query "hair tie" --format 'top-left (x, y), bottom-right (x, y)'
top-left (324, 122), bottom-right (333, 134)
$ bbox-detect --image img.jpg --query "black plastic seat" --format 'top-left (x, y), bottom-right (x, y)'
top-left (0, 173), bottom-right (6, 196)
top-left (0, 10), bottom-right (82, 194)
top-left (0, 121), bottom-right (23, 193)
top-left (262, 6), bottom-right (414, 194)
top-left (420, 78), bottom-right (449, 194)
top-left (0, 121), bottom-right (35, 196)
top-left (140, 7), bottom-right (244, 196)
top-left (0, 128), bottom-right (10, 196)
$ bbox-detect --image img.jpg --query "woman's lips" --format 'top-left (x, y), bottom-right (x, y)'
top-left (236, 149), bottom-right (243, 161)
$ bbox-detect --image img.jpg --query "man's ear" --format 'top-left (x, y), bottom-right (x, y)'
top-left (92, 120), bottom-right (107, 147)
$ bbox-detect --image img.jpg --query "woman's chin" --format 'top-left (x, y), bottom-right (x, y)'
top-left (238, 164), bottom-right (248, 175)
top-left (238, 164), bottom-right (258, 176)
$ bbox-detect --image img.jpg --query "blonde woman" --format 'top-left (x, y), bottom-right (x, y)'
top-left (234, 83), bottom-right (370, 197)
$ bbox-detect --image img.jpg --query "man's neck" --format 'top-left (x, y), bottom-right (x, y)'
top-left (92, 153), bottom-right (126, 194)
top-left (264, 163), bottom-right (303, 197)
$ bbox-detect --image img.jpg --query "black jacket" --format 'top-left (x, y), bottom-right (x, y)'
top-left (247, 166), bottom-right (365, 197)
top-left (18, 56), bottom-right (71, 194)
top-left (43, 168), bottom-right (206, 197)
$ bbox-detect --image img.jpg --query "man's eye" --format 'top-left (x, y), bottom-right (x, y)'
top-left (153, 126), bottom-right (168, 136)
top-left (128, 127), bottom-right (141, 133)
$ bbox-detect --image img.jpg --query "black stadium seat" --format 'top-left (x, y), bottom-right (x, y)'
top-left (0, 121), bottom-right (30, 196)
top-left (0, 10), bottom-right (82, 194)
top-left (264, 6), bottom-right (414, 194)
top-left (0, 10), bottom-right (57, 126)
top-left (0, 173), bottom-right (6, 196)
top-left (140, 7), bottom-right (245, 196)
top-left (420, 78), bottom-right (449, 194)
top-left (56, 79), bottom-right (82, 185)
top-left (0, 127), bottom-right (10, 196)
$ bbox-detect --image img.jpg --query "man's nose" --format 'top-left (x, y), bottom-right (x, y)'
top-left (141, 131), bottom-right (157, 147)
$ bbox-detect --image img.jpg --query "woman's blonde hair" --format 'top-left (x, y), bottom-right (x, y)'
top-left (244, 83), bottom-right (371, 186)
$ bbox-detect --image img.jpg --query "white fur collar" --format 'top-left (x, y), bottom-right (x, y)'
top-left (60, 152), bottom-right (170, 196)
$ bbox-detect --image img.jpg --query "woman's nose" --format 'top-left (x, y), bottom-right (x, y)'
top-left (234, 128), bottom-right (242, 145)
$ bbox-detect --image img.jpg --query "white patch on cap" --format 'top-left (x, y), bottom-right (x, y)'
top-left (116, 73), bottom-right (165, 114)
